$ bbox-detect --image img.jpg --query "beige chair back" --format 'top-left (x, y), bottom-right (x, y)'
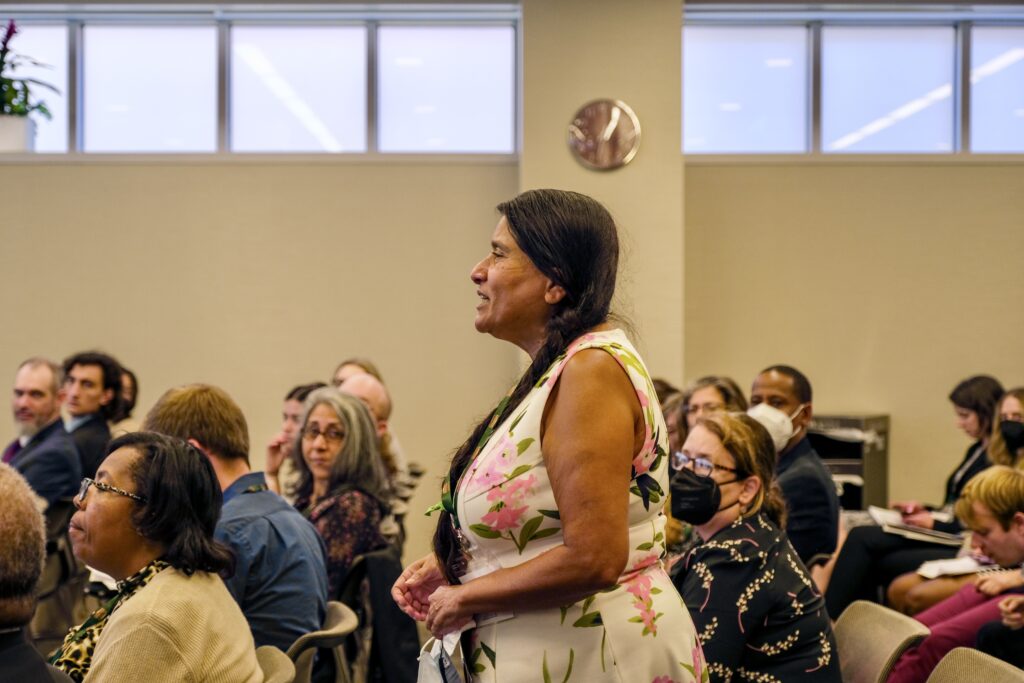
top-left (834, 600), bottom-right (930, 683)
top-left (926, 647), bottom-right (1024, 682)
top-left (256, 645), bottom-right (296, 683)
top-left (286, 600), bottom-right (360, 683)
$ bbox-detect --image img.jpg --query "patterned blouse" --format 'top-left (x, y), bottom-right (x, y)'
top-left (296, 487), bottom-right (388, 598)
top-left (50, 560), bottom-right (169, 681)
top-left (673, 512), bottom-right (841, 683)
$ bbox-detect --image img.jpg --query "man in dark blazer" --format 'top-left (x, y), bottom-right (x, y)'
top-left (61, 351), bottom-right (122, 480)
top-left (750, 365), bottom-right (840, 567)
top-left (3, 358), bottom-right (81, 508)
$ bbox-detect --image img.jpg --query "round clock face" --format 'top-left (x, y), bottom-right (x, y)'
top-left (567, 99), bottom-right (641, 171)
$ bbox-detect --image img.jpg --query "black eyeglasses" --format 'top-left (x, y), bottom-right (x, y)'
top-left (301, 425), bottom-right (346, 444)
top-left (670, 452), bottom-right (739, 478)
top-left (77, 477), bottom-right (147, 504)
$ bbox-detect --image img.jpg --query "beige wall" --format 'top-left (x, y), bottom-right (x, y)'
top-left (0, 160), bottom-right (520, 561)
top-left (684, 160), bottom-right (1024, 503)
top-left (521, 0), bottom-right (685, 379)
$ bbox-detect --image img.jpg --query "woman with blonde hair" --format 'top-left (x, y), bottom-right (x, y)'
top-left (671, 412), bottom-right (840, 682)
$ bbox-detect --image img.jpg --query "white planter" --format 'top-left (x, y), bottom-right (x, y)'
top-left (0, 116), bottom-right (37, 152)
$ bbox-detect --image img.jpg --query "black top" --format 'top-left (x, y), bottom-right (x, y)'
top-left (934, 441), bottom-right (990, 533)
top-left (776, 436), bottom-right (840, 565)
top-left (0, 628), bottom-right (73, 682)
top-left (673, 513), bottom-right (841, 683)
top-left (68, 415), bottom-right (111, 480)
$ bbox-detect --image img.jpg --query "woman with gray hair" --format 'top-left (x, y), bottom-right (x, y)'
top-left (0, 463), bottom-right (72, 682)
top-left (292, 388), bottom-right (391, 597)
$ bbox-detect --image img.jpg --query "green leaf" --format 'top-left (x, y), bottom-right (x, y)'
top-left (635, 542), bottom-right (654, 551)
top-left (531, 527), bottom-right (559, 540)
top-left (542, 652), bottom-right (552, 683)
top-left (650, 587), bottom-right (662, 595)
top-left (560, 605), bottom-right (569, 625)
top-left (509, 464), bottom-right (532, 479)
top-left (508, 410), bottom-right (526, 432)
top-left (561, 649), bottom-right (575, 683)
top-left (481, 642), bottom-right (497, 668)
top-left (473, 663), bottom-right (486, 673)
top-left (581, 595), bottom-right (595, 613)
top-left (653, 532), bottom-right (664, 542)
top-left (572, 611), bottom-right (603, 628)
top-left (537, 509), bottom-right (561, 519)
top-left (627, 616), bottom-right (643, 623)
top-left (469, 523), bottom-right (502, 539)
top-left (519, 516), bottom-right (543, 543)
top-left (516, 437), bottom-right (535, 455)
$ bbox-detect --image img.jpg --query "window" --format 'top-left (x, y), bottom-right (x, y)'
top-left (230, 25), bottom-right (368, 153)
top-left (970, 26), bottom-right (1024, 153)
top-left (822, 26), bottom-right (955, 153)
top-left (377, 26), bottom-right (515, 153)
top-left (83, 25), bottom-right (218, 152)
top-left (8, 24), bottom-right (68, 153)
top-left (683, 25), bottom-right (808, 153)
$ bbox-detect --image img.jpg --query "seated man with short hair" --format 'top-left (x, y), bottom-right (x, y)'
top-left (144, 383), bottom-right (329, 652)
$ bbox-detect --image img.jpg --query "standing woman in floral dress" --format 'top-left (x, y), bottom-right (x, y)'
top-left (392, 189), bottom-right (705, 682)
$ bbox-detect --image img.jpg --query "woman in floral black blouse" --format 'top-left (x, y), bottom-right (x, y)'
top-left (292, 388), bottom-right (391, 598)
top-left (670, 412), bottom-right (841, 683)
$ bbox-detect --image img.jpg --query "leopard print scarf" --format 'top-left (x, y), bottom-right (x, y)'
top-left (49, 560), bottom-right (170, 681)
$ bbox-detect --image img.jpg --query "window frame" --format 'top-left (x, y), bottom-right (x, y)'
top-left (1, 5), bottom-right (520, 159)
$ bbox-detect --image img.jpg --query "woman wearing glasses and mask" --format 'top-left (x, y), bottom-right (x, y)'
top-left (51, 432), bottom-right (262, 682)
top-left (670, 412), bottom-right (840, 683)
top-left (292, 387), bottom-right (391, 598)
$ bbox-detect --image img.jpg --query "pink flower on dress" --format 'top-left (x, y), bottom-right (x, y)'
top-left (480, 503), bottom-right (529, 531)
top-left (467, 433), bottom-right (517, 491)
top-left (637, 388), bottom-right (650, 408)
top-left (692, 644), bottom-right (705, 681)
top-left (632, 424), bottom-right (658, 475)
top-left (625, 573), bottom-right (653, 602)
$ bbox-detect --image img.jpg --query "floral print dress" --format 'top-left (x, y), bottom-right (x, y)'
top-left (456, 329), bottom-right (706, 682)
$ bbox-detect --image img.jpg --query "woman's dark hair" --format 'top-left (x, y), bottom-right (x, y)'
top-left (110, 367), bottom-right (138, 423)
top-left (285, 381), bottom-right (327, 403)
top-left (108, 431), bottom-right (234, 577)
top-left (949, 375), bottom-right (1004, 437)
top-left (433, 188), bottom-right (619, 582)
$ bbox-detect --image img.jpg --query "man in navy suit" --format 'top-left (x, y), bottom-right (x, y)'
top-left (3, 358), bottom-right (80, 508)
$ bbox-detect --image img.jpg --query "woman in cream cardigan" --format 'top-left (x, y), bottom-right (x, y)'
top-left (51, 432), bottom-right (264, 683)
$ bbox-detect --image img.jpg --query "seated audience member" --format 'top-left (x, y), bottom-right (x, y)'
top-left (4, 358), bottom-right (81, 507)
top-left (886, 387), bottom-right (1024, 615)
top-left (144, 384), bottom-right (328, 652)
top-left (651, 377), bottom-right (680, 409)
top-left (680, 375), bottom-right (748, 445)
top-left (0, 464), bottom-right (73, 683)
top-left (748, 365), bottom-right (840, 567)
top-left (826, 375), bottom-right (1004, 617)
top-left (61, 352), bottom-right (122, 479)
top-left (671, 413), bottom-right (840, 683)
top-left (978, 591), bottom-right (1024, 669)
top-left (50, 432), bottom-right (263, 682)
top-left (293, 388), bottom-right (391, 598)
top-left (108, 367), bottom-right (139, 436)
top-left (265, 382), bottom-right (327, 499)
top-left (331, 357), bottom-right (384, 388)
top-left (886, 465), bottom-right (1024, 683)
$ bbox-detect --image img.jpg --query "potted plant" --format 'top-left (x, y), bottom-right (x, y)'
top-left (1, 19), bottom-right (59, 151)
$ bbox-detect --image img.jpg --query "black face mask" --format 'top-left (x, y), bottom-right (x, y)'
top-left (1001, 420), bottom-right (1024, 454)
top-left (671, 468), bottom-right (737, 525)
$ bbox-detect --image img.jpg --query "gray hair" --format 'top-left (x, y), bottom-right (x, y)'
top-left (0, 464), bottom-right (46, 627)
top-left (294, 388), bottom-right (391, 504)
top-left (16, 357), bottom-right (62, 395)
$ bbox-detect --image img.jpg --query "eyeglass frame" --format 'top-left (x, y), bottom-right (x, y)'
top-left (301, 424), bottom-right (346, 444)
top-left (670, 451), bottom-right (740, 478)
top-left (77, 477), bottom-right (148, 504)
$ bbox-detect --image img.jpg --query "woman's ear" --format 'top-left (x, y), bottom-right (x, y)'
top-left (544, 280), bottom-right (567, 305)
top-left (739, 475), bottom-right (762, 509)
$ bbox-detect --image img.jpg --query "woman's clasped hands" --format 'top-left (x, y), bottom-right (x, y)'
top-left (392, 553), bottom-right (474, 637)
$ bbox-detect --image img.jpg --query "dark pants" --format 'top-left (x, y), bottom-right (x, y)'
top-left (825, 524), bottom-right (956, 618)
top-left (977, 620), bottom-right (1024, 669)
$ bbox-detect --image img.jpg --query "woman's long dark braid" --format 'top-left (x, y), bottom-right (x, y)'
top-left (433, 308), bottom-right (600, 583)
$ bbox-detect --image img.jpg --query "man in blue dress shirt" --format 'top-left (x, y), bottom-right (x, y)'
top-left (143, 383), bottom-right (329, 652)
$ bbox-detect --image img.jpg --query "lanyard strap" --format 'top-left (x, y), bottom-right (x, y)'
top-left (243, 483), bottom-right (269, 494)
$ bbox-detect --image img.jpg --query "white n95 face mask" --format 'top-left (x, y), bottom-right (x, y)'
top-left (747, 403), bottom-right (796, 453)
